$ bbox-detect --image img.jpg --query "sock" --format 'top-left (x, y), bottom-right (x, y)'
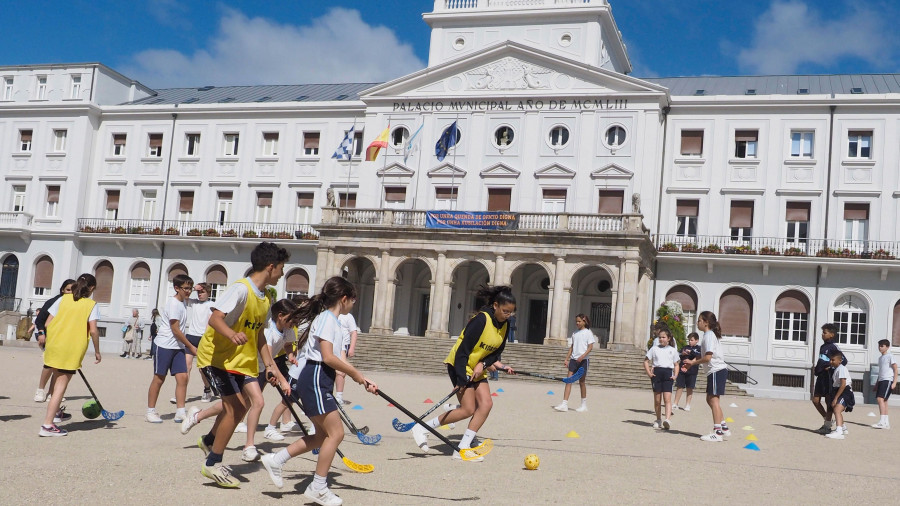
top-left (427, 417), bottom-right (442, 429)
top-left (176, 407), bottom-right (186, 416)
top-left (205, 451), bottom-right (222, 467)
top-left (273, 448), bottom-right (291, 466)
top-left (147, 407), bottom-right (156, 413)
top-left (204, 387), bottom-right (211, 393)
top-left (266, 424), bottom-right (277, 431)
top-left (459, 429), bottom-right (477, 449)
top-left (885, 415), bottom-right (890, 424)
top-left (203, 432), bottom-right (215, 447)
top-left (720, 420), bottom-right (729, 429)
top-left (580, 398), bottom-right (587, 406)
top-left (312, 473), bottom-right (327, 491)
top-left (335, 392), bottom-right (343, 403)
top-left (561, 400), bottom-right (568, 405)
top-left (714, 424), bottom-right (722, 434)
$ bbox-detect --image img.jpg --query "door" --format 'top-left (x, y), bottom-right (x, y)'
top-left (590, 302), bottom-right (612, 347)
top-left (527, 299), bottom-right (548, 344)
top-left (417, 294), bottom-right (430, 337)
top-left (0, 255), bottom-right (20, 311)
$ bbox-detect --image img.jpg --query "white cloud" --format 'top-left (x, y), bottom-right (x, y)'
top-left (121, 7), bottom-right (425, 88)
top-left (736, 1), bottom-right (894, 74)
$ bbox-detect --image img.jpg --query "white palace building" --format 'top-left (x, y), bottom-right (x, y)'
top-left (2, 0), bottom-right (899, 400)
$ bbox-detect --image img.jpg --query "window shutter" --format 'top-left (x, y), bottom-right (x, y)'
top-left (264, 132), bottom-right (278, 141)
top-left (729, 201), bottom-right (754, 228)
top-left (297, 192), bottom-right (315, 207)
top-left (47, 186), bottom-right (60, 203)
top-left (665, 285), bottom-right (697, 312)
top-left (436, 187), bottom-right (458, 199)
top-left (257, 192), bottom-right (273, 207)
top-left (341, 193), bottom-right (357, 208)
top-left (113, 134), bottom-right (126, 145)
top-left (149, 134), bottom-right (163, 147)
top-left (786, 201), bottom-right (810, 221)
top-left (735, 130), bottom-right (758, 142)
top-left (167, 263), bottom-right (188, 281)
top-left (218, 191), bottom-right (233, 200)
top-left (542, 189), bottom-right (567, 200)
top-left (775, 290), bottom-right (809, 314)
top-left (304, 132), bottom-right (320, 149)
top-left (205, 265), bottom-right (228, 285)
top-left (106, 190), bottom-right (120, 210)
top-left (285, 269), bottom-right (310, 293)
top-left (130, 262), bottom-right (151, 280)
top-left (385, 187), bottom-right (406, 202)
top-left (179, 191), bottom-right (194, 213)
top-left (94, 261), bottom-right (114, 304)
top-left (680, 130), bottom-right (703, 155)
top-left (487, 188), bottom-right (512, 211)
top-left (20, 130), bottom-right (32, 142)
top-left (676, 199), bottom-right (699, 217)
top-left (843, 203), bottom-right (869, 220)
top-left (848, 130), bottom-right (871, 138)
top-left (893, 302), bottom-right (900, 347)
top-left (719, 288), bottom-right (753, 337)
top-left (597, 190), bottom-right (624, 214)
top-left (34, 256), bottom-right (54, 289)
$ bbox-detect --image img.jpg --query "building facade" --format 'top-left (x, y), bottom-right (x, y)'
top-left (1, 0), bottom-right (899, 400)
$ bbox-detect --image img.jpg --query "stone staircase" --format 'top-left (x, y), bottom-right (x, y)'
top-left (352, 334), bottom-right (749, 396)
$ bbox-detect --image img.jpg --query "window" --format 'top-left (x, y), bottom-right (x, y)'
top-left (833, 294), bottom-right (867, 346)
top-left (19, 129), bottom-right (32, 152)
top-left (167, 263), bottom-right (188, 282)
top-left (11, 185), bottom-right (26, 212)
top-left (53, 129), bottom-right (67, 152)
top-left (2, 77), bottom-right (12, 100)
top-left (493, 126), bottom-right (514, 148)
top-left (680, 130), bottom-right (704, 157)
top-left (338, 191), bottom-right (357, 208)
top-left (843, 203), bottom-right (869, 242)
top-left (541, 189), bottom-right (566, 213)
top-left (734, 130), bottom-right (758, 158)
top-left (70, 75), bottom-right (81, 99)
top-left (36, 76), bottom-right (47, 100)
top-left (224, 133), bottom-right (239, 156)
top-left (384, 187), bottom-right (407, 209)
top-left (785, 201), bottom-right (810, 244)
top-left (303, 132), bottom-right (320, 155)
top-left (148, 133), bottom-right (163, 157)
top-left (597, 190), bottom-right (624, 214)
top-left (391, 127), bottom-right (409, 149)
top-left (791, 131), bottom-right (814, 158)
top-left (178, 191), bottom-right (194, 221)
top-left (847, 130), bottom-right (872, 158)
top-left (33, 256), bottom-right (54, 297)
top-left (262, 132), bottom-right (279, 156)
top-left (548, 126), bottom-right (569, 148)
top-left (285, 269), bottom-right (310, 299)
top-left (217, 191), bottom-right (233, 224)
top-left (729, 201), bottom-right (754, 241)
top-left (353, 131), bottom-right (364, 157)
top-left (141, 190), bottom-right (157, 220)
top-left (185, 133), bottom-right (201, 156)
top-left (205, 265), bottom-right (228, 301)
top-left (774, 290), bottom-right (809, 342)
top-left (893, 301), bottom-right (900, 347)
top-left (112, 134), bottom-right (126, 156)
top-left (719, 288), bottom-right (753, 339)
top-left (435, 187), bottom-right (458, 209)
top-left (665, 285), bottom-right (697, 335)
top-left (296, 193), bottom-right (315, 224)
top-left (605, 126), bottom-right (626, 147)
top-left (128, 262), bottom-right (151, 305)
top-left (676, 199), bottom-right (699, 238)
top-left (93, 260), bottom-right (114, 304)
top-left (45, 185), bottom-right (60, 217)
top-left (256, 192), bottom-right (273, 222)
top-left (105, 190), bottom-right (119, 220)
top-left (487, 188), bottom-right (512, 211)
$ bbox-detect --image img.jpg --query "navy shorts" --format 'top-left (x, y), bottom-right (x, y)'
top-left (185, 334), bottom-right (202, 349)
top-left (826, 389), bottom-right (856, 412)
top-left (446, 363), bottom-right (487, 388)
top-left (875, 380), bottom-right (893, 401)
top-left (257, 355), bottom-right (292, 389)
top-left (813, 372), bottom-right (831, 398)
top-left (201, 366), bottom-right (249, 398)
top-left (297, 361), bottom-right (337, 418)
top-left (569, 358), bottom-right (589, 378)
top-left (651, 367), bottom-right (674, 393)
top-left (706, 368), bottom-right (728, 396)
top-left (154, 347), bottom-right (187, 376)
top-left (676, 371), bottom-right (698, 389)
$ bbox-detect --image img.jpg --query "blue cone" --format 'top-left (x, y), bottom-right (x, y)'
top-left (743, 442), bottom-right (760, 451)
top-left (497, 388), bottom-right (504, 393)
top-left (547, 391), bottom-right (554, 395)
top-left (352, 405), bottom-right (363, 410)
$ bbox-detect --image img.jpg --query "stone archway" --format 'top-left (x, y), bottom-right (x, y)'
top-left (569, 265), bottom-right (615, 348)
top-left (391, 259), bottom-right (433, 336)
top-left (342, 257), bottom-right (377, 333)
top-left (510, 263), bottom-right (551, 344)
top-left (448, 261), bottom-right (490, 337)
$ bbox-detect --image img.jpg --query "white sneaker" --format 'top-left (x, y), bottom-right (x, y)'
top-left (553, 402), bottom-right (568, 412)
top-left (652, 420), bottom-right (661, 429)
top-left (280, 421), bottom-right (297, 432)
top-left (452, 450), bottom-right (484, 462)
top-left (201, 391), bottom-right (213, 403)
top-left (169, 397), bottom-right (177, 404)
top-left (872, 422), bottom-right (891, 429)
top-left (145, 410), bottom-right (163, 423)
top-left (181, 406), bottom-right (201, 434)
top-left (412, 423), bottom-right (430, 451)
top-left (261, 453), bottom-right (284, 489)
top-left (174, 410), bottom-right (186, 423)
top-left (841, 426), bottom-right (848, 435)
top-left (241, 445), bottom-right (260, 462)
top-left (304, 484), bottom-right (343, 506)
top-left (234, 422), bottom-right (247, 433)
top-left (683, 405), bottom-right (691, 412)
top-left (574, 403), bottom-right (588, 412)
top-left (700, 432), bottom-right (723, 442)
top-left (34, 388), bottom-right (46, 402)
top-left (663, 419), bottom-right (671, 430)
top-left (825, 429), bottom-right (845, 440)
top-left (201, 462), bottom-right (239, 488)
top-left (265, 426), bottom-right (285, 441)
top-left (720, 428), bottom-right (732, 437)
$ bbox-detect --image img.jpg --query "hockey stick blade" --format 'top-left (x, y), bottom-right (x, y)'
top-left (562, 366), bottom-right (585, 384)
top-left (392, 417), bottom-right (417, 432)
top-left (102, 409), bottom-right (125, 421)
top-left (391, 387), bottom-right (460, 433)
top-left (356, 431), bottom-right (381, 445)
top-left (78, 369), bottom-right (124, 421)
top-left (359, 425), bottom-right (370, 435)
top-left (460, 438), bottom-right (494, 461)
top-left (336, 401), bottom-right (381, 445)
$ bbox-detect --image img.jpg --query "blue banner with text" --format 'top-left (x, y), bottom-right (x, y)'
top-left (425, 211), bottom-right (519, 230)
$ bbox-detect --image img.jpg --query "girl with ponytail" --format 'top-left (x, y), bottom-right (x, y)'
top-left (683, 310), bottom-right (729, 442)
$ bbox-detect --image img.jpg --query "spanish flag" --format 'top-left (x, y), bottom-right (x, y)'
top-left (365, 127), bottom-right (390, 161)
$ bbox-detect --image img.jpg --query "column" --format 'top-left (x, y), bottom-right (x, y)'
top-left (369, 250), bottom-right (392, 335)
top-left (494, 254), bottom-right (506, 285)
top-left (607, 286), bottom-right (618, 348)
top-left (382, 278), bottom-right (398, 334)
top-left (314, 247), bottom-right (330, 289)
top-left (426, 252), bottom-right (447, 338)
top-left (545, 256), bottom-right (568, 346)
top-left (325, 249), bottom-right (336, 279)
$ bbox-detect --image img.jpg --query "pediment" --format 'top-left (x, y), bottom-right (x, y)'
top-left (591, 164), bottom-right (633, 180)
top-left (361, 41), bottom-right (668, 101)
top-left (534, 164), bottom-right (575, 179)
top-left (376, 162), bottom-right (415, 178)
top-left (480, 163), bottom-right (520, 179)
top-left (427, 163), bottom-right (467, 178)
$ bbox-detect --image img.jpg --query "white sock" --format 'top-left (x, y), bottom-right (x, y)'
top-left (841, 425), bottom-right (847, 433)
top-left (560, 400), bottom-right (568, 406)
top-left (885, 415), bottom-right (890, 424)
top-left (335, 392), bottom-right (343, 402)
top-left (312, 473), bottom-right (327, 491)
top-left (459, 429), bottom-right (477, 449)
top-left (176, 407), bottom-right (186, 415)
top-left (580, 398), bottom-right (587, 406)
top-left (427, 417), bottom-right (441, 429)
top-left (266, 424), bottom-right (277, 431)
top-left (147, 407), bottom-right (155, 413)
top-left (273, 448), bottom-right (291, 466)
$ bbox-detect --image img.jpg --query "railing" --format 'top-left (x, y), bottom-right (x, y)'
top-left (653, 234), bottom-right (899, 259)
top-left (0, 212), bottom-right (34, 229)
top-left (0, 296), bottom-right (21, 312)
top-left (76, 219), bottom-right (318, 240)
top-left (567, 214), bottom-right (623, 232)
top-left (438, 0), bottom-right (597, 10)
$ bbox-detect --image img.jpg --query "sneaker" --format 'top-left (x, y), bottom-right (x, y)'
top-left (261, 453), bottom-right (284, 489)
top-left (574, 404), bottom-right (588, 413)
top-left (145, 410), bottom-right (163, 423)
top-left (197, 435), bottom-right (211, 457)
top-left (241, 446), bottom-right (260, 462)
top-left (303, 484), bottom-right (343, 505)
top-left (174, 410), bottom-right (185, 423)
top-left (411, 423), bottom-right (430, 451)
top-left (652, 420), bottom-right (660, 429)
top-left (39, 424), bottom-right (68, 437)
top-left (825, 429), bottom-right (845, 440)
top-left (663, 419), bottom-right (671, 430)
top-left (553, 402), bottom-right (568, 412)
top-left (720, 428), bottom-right (732, 437)
top-left (169, 397), bottom-right (177, 405)
top-left (816, 422), bottom-right (832, 434)
top-left (120, 353), bottom-right (128, 358)
top-left (700, 432), bottom-right (723, 442)
top-left (53, 409), bottom-right (72, 424)
top-left (234, 422), bottom-right (247, 433)
top-left (872, 422), bottom-right (891, 429)
top-left (181, 406), bottom-right (201, 434)
top-left (34, 388), bottom-right (46, 402)
top-left (841, 426), bottom-right (848, 435)
top-left (201, 390), bottom-right (213, 403)
top-left (144, 356), bottom-right (153, 360)
top-left (201, 462), bottom-right (239, 488)
top-left (280, 421), bottom-right (297, 432)
top-left (452, 450), bottom-right (485, 462)
top-left (265, 426), bottom-right (285, 441)
top-left (683, 405), bottom-right (691, 412)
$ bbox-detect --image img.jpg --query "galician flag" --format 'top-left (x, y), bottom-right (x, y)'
top-left (365, 126), bottom-right (390, 161)
top-left (403, 122), bottom-right (424, 164)
top-left (331, 126), bottom-right (355, 160)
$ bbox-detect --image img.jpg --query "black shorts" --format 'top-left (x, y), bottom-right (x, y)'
top-left (185, 334), bottom-right (202, 349)
top-left (875, 380), bottom-right (893, 401)
top-left (651, 367), bottom-right (674, 393)
top-left (676, 371), bottom-right (698, 389)
top-left (826, 388), bottom-right (856, 412)
top-left (446, 363), bottom-right (487, 388)
top-left (569, 358), bottom-right (589, 377)
top-left (43, 364), bottom-right (76, 375)
top-left (297, 361), bottom-right (337, 418)
top-left (813, 372), bottom-right (831, 398)
top-left (201, 366), bottom-right (250, 397)
top-left (706, 368), bottom-right (728, 396)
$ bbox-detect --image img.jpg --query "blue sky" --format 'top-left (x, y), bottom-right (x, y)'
top-left (2, 0), bottom-right (898, 88)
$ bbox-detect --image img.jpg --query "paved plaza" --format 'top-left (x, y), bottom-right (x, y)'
top-left (1, 345), bottom-right (898, 505)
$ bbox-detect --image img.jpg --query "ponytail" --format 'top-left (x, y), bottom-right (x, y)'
top-left (475, 285), bottom-right (516, 309)
top-left (271, 298), bottom-right (298, 320)
top-left (290, 276), bottom-right (357, 349)
top-left (699, 311), bottom-right (721, 339)
top-left (71, 273), bottom-right (96, 301)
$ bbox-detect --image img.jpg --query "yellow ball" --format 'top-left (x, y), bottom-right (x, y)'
top-left (524, 453), bottom-right (540, 470)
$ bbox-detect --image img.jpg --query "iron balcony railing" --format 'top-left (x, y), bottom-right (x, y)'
top-left (76, 219), bottom-right (318, 240)
top-left (653, 234), bottom-right (898, 259)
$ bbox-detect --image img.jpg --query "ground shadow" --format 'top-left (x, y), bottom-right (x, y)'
top-left (845, 420), bottom-right (871, 428)
top-left (61, 395), bottom-right (91, 401)
top-left (0, 395), bottom-right (9, 400)
top-left (773, 423), bottom-right (819, 434)
top-left (64, 420), bottom-right (118, 431)
top-left (623, 419), bottom-right (654, 428)
top-left (665, 429), bottom-right (703, 438)
top-left (626, 408), bottom-right (655, 415)
top-left (332, 480), bottom-right (480, 502)
top-left (0, 414), bottom-right (30, 422)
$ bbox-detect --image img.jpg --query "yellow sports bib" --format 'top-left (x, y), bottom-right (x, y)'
top-left (196, 278), bottom-right (270, 377)
top-left (44, 294), bottom-right (97, 371)
top-left (444, 311), bottom-right (507, 382)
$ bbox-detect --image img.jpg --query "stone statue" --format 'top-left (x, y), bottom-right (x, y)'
top-left (326, 188), bottom-right (337, 207)
top-left (631, 193), bottom-right (641, 214)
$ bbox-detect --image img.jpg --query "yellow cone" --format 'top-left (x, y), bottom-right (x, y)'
top-left (439, 425), bottom-right (450, 430)
top-left (725, 417), bottom-right (735, 423)
top-left (566, 430), bottom-right (580, 438)
top-left (745, 434), bottom-right (758, 441)
top-left (742, 426), bottom-right (754, 431)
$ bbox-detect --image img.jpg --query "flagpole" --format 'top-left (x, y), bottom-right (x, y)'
top-left (345, 120), bottom-right (356, 207)
top-left (379, 116), bottom-right (391, 209)
top-left (411, 117), bottom-right (424, 210)
top-left (450, 114), bottom-right (460, 210)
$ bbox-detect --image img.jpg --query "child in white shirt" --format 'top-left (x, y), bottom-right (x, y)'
top-left (825, 349), bottom-right (855, 439)
top-left (872, 339), bottom-right (898, 430)
top-left (644, 329), bottom-right (680, 430)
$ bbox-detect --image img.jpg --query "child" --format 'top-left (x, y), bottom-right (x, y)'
top-left (812, 323), bottom-right (847, 433)
top-left (146, 274), bottom-right (195, 423)
top-left (872, 339), bottom-right (898, 429)
top-left (193, 242), bottom-right (290, 487)
top-left (553, 314), bottom-right (596, 412)
top-left (825, 349), bottom-right (855, 439)
top-left (39, 274), bottom-right (101, 436)
top-left (682, 311), bottom-right (730, 442)
top-left (673, 332), bottom-right (701, 411)
top-left (184, 283), bottom-right (215, 402)
top-left (644, 329), bottom-right (680, 429)
top-left (260, 277), bottom-right (377, 505)
top-left (32, 278), bottom-right (75, 403)
top-left (334, 311), bottom-right (359, 405)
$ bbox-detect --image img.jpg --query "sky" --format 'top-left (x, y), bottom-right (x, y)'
top-left (2, 0), bottom-right (898, 88)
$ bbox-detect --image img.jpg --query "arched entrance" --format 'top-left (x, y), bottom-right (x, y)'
top-left (391, 259), bottom-right (432, 336)
top-left (342, 257), bottom-right (376, 333)
top-left (448, 261), bottom-right (490, 337)
top-left (569, 265), bottom-right (615, 347)
top-left (0, 254), bottom-right (19, 311)
top-left (510, 263), bottom-right (551, 344)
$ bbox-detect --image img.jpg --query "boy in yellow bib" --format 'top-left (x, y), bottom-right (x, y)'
top-left (194, 242), bottom-right (290, 487)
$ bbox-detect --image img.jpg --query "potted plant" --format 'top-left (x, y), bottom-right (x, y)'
top-left (150, 227), bottom-right (163, 235)
top-left (658, 242), bottom-right (679, 252)
top-left (681, 243), bottom-right (701, 253)
top-left (242, 230), bottom-right (258, 238)
top-left (871, 248), bottom-right (895, 260)
top-left (80, 225), bottom-right (94, 233)
top-left (113, 226), bottom-right (127, 234)
top-left (260, 231), bottom-right (276, 239)
top-left (202, 228), bottom-right (220, 237)
top-left (98, 226), bottom-right (111, 233)
top-left (221, 229), bottom-right (237, 237)
top-left (301, 232), bottom-right (318, 240)
top-left (187, 228), bottom-right (202, 237)
top-left (759, 246), bottom-right (780, 256)
top-left (726, 245), bottom-right (756, 255)
top-left (702, 244), bottom-right (722, 254)
top-left (784, 247), bottom-right (804, 256)
top-left (164, 227), bottom-right (179, 236)
top-left (275, 231), bottom-right (292, 239)
top-left (840, 249), bottom-right (858, 258)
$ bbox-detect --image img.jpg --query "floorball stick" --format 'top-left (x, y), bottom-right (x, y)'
top-left (77, 369), bottom-right (124, 421)
top-left (335, 401), bottom-right (380, 444)
top-left (392, 387), bottom-right (460, 432)
top-left (499, 366), bottom-right (585, 384)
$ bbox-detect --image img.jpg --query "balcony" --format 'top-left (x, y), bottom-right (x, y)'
top-left (435, 0), bottom-right (600, 11)
top-left (76, 219), bottom-right (318, 241)
top-left (0, 212), bottom-right (34, 233)
top-left (653, 234), bottom-right (898, 260)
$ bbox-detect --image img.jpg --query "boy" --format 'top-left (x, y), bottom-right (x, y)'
top-left (812, 323), bottom-right (847, 434)
top-left (146, 274), bottom-right (195, 423)
top-left (872, 339), bottom-right (898, 429)
top-left (825, 349), bottom-right (855, 439)
top-left (194, 242), bottom-right (290, 488)
top-left (673, 332), bottom-right (701, 411)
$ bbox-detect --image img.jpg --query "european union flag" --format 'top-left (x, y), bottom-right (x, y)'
top-left (435, 121), bottom-right (460, 161)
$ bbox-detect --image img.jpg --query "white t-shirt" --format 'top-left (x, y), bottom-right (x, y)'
top-left (48, 297), bottom-right (101, 321)
top-left (700, 330), bottom-right (726, 375)
top-left (184, 298), bottom-right (214, 336)
top-left (155, 296), bottom-right (187, 350)
top-left (338, 313), bottom-right (359, 350)
top-left (877, 353), bottom-right (897, 382)
top-left (832, 363), bottom-right (852, 389)
top-left (302, 310), bottom-right (342, 362)
top-left (570, 328), bottom-right (596, 360)
top-left (212, 279), bottom-right (263, 329)
top-left (288, 322), bottom-right (310, 381)
top-left (645, 345), bottom-right (680, 369)
top-left (259, 319), bottom-right (287, 370)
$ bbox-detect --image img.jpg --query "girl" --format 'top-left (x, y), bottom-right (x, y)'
top-left (411, 285), bottom-right (516, 460)
top-left (260, 277), bottom-right (377, 505)
top-left (39, 274), bottom-right (101, 437)
top-left (682, 311), bottom-right (730, 442)
top-left (32, 278), bottom-right (75, 403)
top-left (553, 314), bottom-right (596, 412)
top-left (644, 329), bottom-right (680, 429)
